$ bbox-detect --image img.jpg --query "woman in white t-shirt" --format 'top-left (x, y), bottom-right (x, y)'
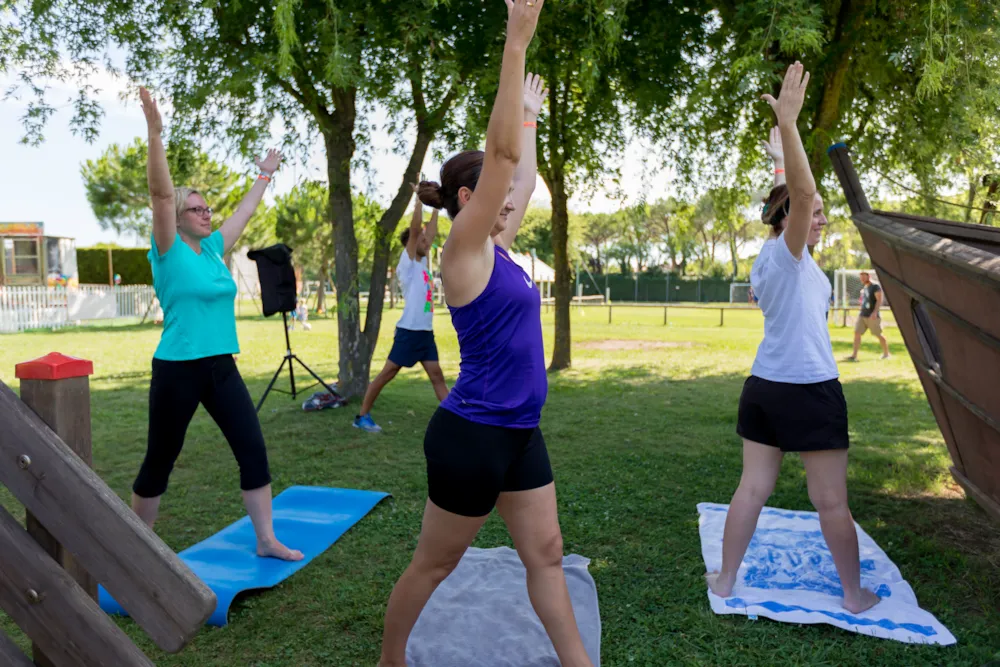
top-left (705, 62), bottom-right (879, 615)
top-left (353, 188), bottom-right (447, 433)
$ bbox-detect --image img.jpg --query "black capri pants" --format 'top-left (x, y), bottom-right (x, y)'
top-left (133, 354), bottom-right (271, 498)
top-left (424, 407), bottom-right (554, 517)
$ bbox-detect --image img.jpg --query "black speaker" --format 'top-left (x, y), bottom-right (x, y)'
top-left (248, 243), bottom-right (297, 316)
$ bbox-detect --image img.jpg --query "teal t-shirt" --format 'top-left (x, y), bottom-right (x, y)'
top-left (149, 230), bottom-right (239, 361)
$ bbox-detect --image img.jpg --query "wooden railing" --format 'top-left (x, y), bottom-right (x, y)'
top-left (0, 352), bottom-right (215, 665)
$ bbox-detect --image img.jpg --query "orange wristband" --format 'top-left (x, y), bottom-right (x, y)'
top-left (258, 173), bottom-right (272, 182)
top-left (524, 121), bottom-right (538, 129)
top-left (774, 168), bottom-right (785, 174)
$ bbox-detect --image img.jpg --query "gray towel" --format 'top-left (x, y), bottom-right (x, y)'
top-left (406, 546), bottom-right (602, 666)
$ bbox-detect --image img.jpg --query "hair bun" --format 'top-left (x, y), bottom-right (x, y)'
top-left (417, 181), bottom-right (446, 210)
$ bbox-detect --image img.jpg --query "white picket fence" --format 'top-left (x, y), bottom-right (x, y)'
top-left (0, 285), bottom-right (162, 333)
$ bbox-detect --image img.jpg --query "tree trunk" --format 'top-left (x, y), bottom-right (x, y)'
top-left (548, 173), bottom-right (572, 371)
top-left (389, 266), bottom-right (396, 309)
top-left (981, 175), bottom-right (999, 226)
top-left (965, 172), bottom-right (977, 224)
top-left (324, 90), bottom-right (369, 399)
top-left (807, 0), bottom-right (869, 177)
top-left (729, 234), bottom-right (739, 277)
top-left (363, 130), bottom-right (434, 368)
top-left (317, 258), bottom-right (327, 314)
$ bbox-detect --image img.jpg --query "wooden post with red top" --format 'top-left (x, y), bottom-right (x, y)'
top-left (15, 352), bottom-right (97, 667)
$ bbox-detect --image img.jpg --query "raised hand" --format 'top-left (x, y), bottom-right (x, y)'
top-left (761, 61), bottom-right (810, 128)
top-left (139, 87), bottom-right (162, 136)
top-left (255, 149), bottom-right (282, 176)
top-left (504, 0), bottom-right (544, 51)
top-left (523, 73), bottom-right (549, 119)
top-left (762, 126), bottom-right (783, 165)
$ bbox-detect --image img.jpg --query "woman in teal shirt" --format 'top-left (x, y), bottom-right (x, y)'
top-left (132, 87), bottom-right (302, 562)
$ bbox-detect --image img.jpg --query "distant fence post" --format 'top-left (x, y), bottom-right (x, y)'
top-left (15, 352), bottom-right (97, 666)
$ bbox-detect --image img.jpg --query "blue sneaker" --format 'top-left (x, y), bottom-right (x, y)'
top-left (353, 414), bottom-right (382, 433)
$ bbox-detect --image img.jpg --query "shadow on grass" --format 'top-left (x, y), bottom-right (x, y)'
top-left (3, 360), bottom-right (997, 664)
top-left (81, 362), bottom-right (996, 557)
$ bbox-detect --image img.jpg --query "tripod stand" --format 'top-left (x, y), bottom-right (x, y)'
top-left (256, 311), bottom-right (339, 412)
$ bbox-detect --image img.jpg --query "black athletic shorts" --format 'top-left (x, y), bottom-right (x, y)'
top-left (736, 375), bottom-right (849, 452)
top-left (424, 407), bottom-right (554, 517)
top-left (388, 328), bottom-right (439, 368)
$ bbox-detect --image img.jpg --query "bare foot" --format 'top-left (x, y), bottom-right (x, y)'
top-left (257, 539), bottom-right (304, 561)
top-left (843, 588), bottom-right (880, 614)
top-left (705, 571), bottom-right (734, 598)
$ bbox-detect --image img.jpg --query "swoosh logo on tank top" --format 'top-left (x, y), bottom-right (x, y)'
top-left (523, 274), bottom-right (533, 289)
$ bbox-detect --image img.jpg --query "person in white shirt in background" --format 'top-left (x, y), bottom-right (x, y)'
top-left (354, 187), bottom-right (447, 433)
top-left (705, 62), bottom-right (879, 615)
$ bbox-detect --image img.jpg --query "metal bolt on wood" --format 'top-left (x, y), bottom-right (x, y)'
top-left (17, 455), bottom-right (30, 469)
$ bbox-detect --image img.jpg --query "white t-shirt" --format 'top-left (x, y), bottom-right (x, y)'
top-left (396, 251), bottom-right (434, 331)
top-left (749, 235), bottom-right (838, 384)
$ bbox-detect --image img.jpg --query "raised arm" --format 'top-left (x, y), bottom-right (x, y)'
top-left (762, 62), bottom-right (813, 259)
top-left (405, 183), bottom-right (424, 260)
top-left (424, 208), bottom-right (439, 248)
top-left (140, 88), bottom-right (176, 255)
top-left (495, 73), bottom-right (549, 251)
top-left (219, 149), bottom-right (281, 254)
top-left (762, 126), bottom-right (786, 187)
top-left (447, 0), bottom-right (543, 252)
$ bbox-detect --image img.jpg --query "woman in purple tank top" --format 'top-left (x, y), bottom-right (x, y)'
top-left (378, 2), bottom-right (593, 666)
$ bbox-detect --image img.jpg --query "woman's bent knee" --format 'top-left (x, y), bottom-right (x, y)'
top-left (736, 478), bottom-right (774, 505)
top-left (520, 531), bottom-right (564, 571)
top-left (413, 551), bottom-right (463, 584)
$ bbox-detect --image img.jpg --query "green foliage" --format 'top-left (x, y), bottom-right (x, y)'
top-left (679, 0), bottom-right (1000, 222)
top-left (272, 181), bottom-right (333, 282)
top-left (76, 247), bottom-right (153, 285)
top-left (352, 191), bottom-right (390, 277)
top-left (81, 138), bottom-right (249, 241)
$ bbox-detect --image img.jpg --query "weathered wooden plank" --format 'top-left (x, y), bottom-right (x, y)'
top-left (872, 210), bottom-right (1000, 256)
top-left (0, 504), bottom-right (154, 667)
top-left (20, 376), bottom-right (99, 603)
top-left (855, 212), bottom-right (1000, 284)
top-left (21, 374), bottom-right (98, 667)
top-left (951, 468), bottom-right (1000, 523)
top-left (827, 143), bottom-right (872, 214)
top-left (0, 379), bottom-right (215, 653)
top-left (829, 144), bottom-right (1000, 522)
top-left (0, 629), bottom-right (34, 667)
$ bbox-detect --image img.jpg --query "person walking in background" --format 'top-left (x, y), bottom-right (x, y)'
top-left (846, 271), bottom-right (890, 361)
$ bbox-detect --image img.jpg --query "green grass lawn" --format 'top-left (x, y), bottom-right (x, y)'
top-left (1, 305), bottom-right (998, 666)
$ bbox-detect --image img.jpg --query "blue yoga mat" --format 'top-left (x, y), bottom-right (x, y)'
top-left (99, 485), bottom-right (389, 626)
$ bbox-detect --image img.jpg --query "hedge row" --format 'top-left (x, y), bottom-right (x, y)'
top-left (77, 248), bottom-right (153, 285)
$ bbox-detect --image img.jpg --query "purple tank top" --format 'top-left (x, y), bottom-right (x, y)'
top-left (441, 244), bottom-right (548, 428)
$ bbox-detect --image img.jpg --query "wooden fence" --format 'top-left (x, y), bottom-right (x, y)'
top-left (0, 352), bottom-right (215, 665)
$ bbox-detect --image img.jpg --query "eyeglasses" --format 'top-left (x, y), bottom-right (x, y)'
top-left (185, 206), bottom-right (213, 217)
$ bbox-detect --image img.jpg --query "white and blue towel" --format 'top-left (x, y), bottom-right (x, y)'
top-left (698, 502), bottom-right (956, 645)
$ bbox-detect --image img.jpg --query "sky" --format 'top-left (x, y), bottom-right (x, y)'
top-left (0, 68), bottom-right (677, 249)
